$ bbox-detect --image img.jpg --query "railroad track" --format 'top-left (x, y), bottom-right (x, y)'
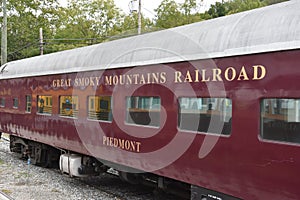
top-left (0, 191), bottom-right (14, 200)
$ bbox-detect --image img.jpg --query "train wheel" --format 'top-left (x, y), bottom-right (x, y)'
top-left (27, 141), bottom-right (60, 168)
top-left (9, 135), bottom-right (28, 160)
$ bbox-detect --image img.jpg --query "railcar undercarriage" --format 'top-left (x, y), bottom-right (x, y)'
top-left (9, 135), bottom-right (239, 199)
top-left (9, 135), bottom-right (191, 199)
top-left (9, 135), bottom-right (60, 167)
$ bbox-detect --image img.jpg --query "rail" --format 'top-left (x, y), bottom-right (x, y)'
top-left (0, 191), bottom-right (14, 200)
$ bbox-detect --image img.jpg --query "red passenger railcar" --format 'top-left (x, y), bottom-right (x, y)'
top-left (1, 1), bottom-right (300, 199)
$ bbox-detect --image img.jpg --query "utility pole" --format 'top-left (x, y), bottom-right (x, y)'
top-left (39, 28), bottom-right (43, 55)
top-left (129, 0), bottom-right (142, 35)
top-left (1, 0), bottom-right (7, 65)
top-left (137, 0), bottom-right (141, 35)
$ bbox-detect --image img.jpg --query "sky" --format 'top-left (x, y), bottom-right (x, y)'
top-left (59, 0), bottom-right (223, 19)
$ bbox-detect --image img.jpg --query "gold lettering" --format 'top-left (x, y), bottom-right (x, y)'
top-left (105, 76), bottom-right (112, 85)
top-left (136, 142), bottom-right (141, 152)
top-left (52, 79), bottom-right (72, 88)
top-left (140, 74), bottom-right (146, 84)
top-left (119, 75), bottom-right (125, 85)
top-left (175, 71), bottom-right (182, 83)
top-left (95, 76), bottom-right (101, 85)
top-left (52, 65), bottom-right (267, 88)
top-left (74, 78), bottom-right (78, 86)
top-left (130, 141), bottom-right (135, 151)
top-left (103, 136), bottom-right (107, 145)
top-left (184, 71), bottom-right (193, 82)
top-left (67, 79), bottom-right (71, 86)
top-left (112, 75), bottom-right (118, 85)
top-left (212, 68), bottom-right (222, 81)
top-left (78, 78), bottom-right (84, 86)
top-left (109, 137), bottom-right (113, 146)
top-left (133, 74), bottom-right (139, 84)
top-left (160, 72), bottom-right (167, 83)
top-left (125, 140), bottom-right (130, 150)
top-left (147, 73), bottom-right (151, 84)
top-left (118, 139), bottom-right (125, 149)
top-left (201, 69), bottom-right (210, 82)
top-left (102, 136), bottom-right (142, 153)
top-left (89, 77), bottom-right (95, 86)
top-left (194, 70), bottom-right (199, 82)
top-left (52, 80), bottom-right (57, 88)
top-left (225, 67), bottom-right (236, 81)
top-left (84, 78), bottom-right (89, 86)
top-left (253, 65), bottom-right (266, 80)
top-left (237, 66), bottom-right (249, 81)
top-left (151, 73), bottom-right (159, 83)
top-left (126, 74), bottom-right (132, 84)
top-left (60, 79), bottom-right (64, 87)
top-left (113, 138), bottom-right (118, 147)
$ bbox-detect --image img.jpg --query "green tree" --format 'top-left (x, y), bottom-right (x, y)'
top-left (180, 0), bottom-right (202, 24)
top-left (119, 12), bottom-right (154, 36)
top-left (54, 0), bottom-right (123, 48)
top-left (181, 0), bottom-right (197, 16)
top-left (2, 0), bottom-right (60, 61)
top-left (155, 0), bottom-right (182, 29)
top-left (154, 0), bottom-right (203, 29)
top-left (205, 0), bottom-right (280, 19)
top-left (226, 0), bottom-right (265, 15)
top-left (207, 1), bottom-right (227, 18)
top-left (262, 0), bottom-right (288, 5)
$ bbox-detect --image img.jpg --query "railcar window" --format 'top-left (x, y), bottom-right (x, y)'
top-left (59, 96), bottom-right (79, 118)
top-left (13, 98), bottom-right (18, 108)
top-left (178, 97), bottom-right (232, 135)
top-left (0, 97), bottom-right (5, 107)
top-left (25, 95), bottom-right (32, 113)
top-left (88, 96), bottom-right (112, 121)
top-left (126, 96), bottom-right (161, 127)
top-left (261, 99), bottom-right (300, 144)
top-left (37, 95), bottom-right (52, 115)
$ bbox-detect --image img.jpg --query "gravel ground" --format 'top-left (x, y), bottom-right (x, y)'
top-left (0, 136), bottom-right (115, 200)
top-left (0, 135), bottom-right (183, 200)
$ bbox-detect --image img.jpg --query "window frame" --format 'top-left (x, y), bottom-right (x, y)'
top-left (25, 95), bottom-right (32, 113)
top-left (125, 96), bottom-right (161, 128)
top-left (87, 95), bottom-right (113, 122)
top-left (0, 97), bottom-right (5, 107)
top-left (178, 97), bottom-right (232, 136)
top-left (13, 98), bottom-right (19, 109)
top-left (260, 98), bottom-right (300, 145)
top-left (37, 95), bottom-right (53, 115)
top-left (59, 95), bottom-right (79, 118)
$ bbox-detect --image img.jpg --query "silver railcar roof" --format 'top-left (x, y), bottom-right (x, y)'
top-left (1, 0), bottom-right (299, 79)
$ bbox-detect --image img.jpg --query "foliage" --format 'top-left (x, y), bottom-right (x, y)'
top-left (263, 0), bottom-right (288, 5)
top-left (180, 0), bottom-right (202, 24)
top-left (118, 12), bottom-right (154, 37)
top-left (155, 0), bottom-right (182, 29)
top-left (205, 0), bottom-right (288, 19)
top-left (0, 0), bottom-right (289, 61)
top-left (3, 0), bottom-right (61, 60)
top-left (226, 0), bottom-right (266, 15)
top-left (207, 1), bottom-right (227, 18)
top-left (155, 0), bottom-right (203, 29)
top-left (47, 0), bottom-right (125, 53)
top-left (55, 0), bottom-right (122, 40)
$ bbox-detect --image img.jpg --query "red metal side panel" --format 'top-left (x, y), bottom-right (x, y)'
top-left (0, 50), bottom-right (300, 199)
